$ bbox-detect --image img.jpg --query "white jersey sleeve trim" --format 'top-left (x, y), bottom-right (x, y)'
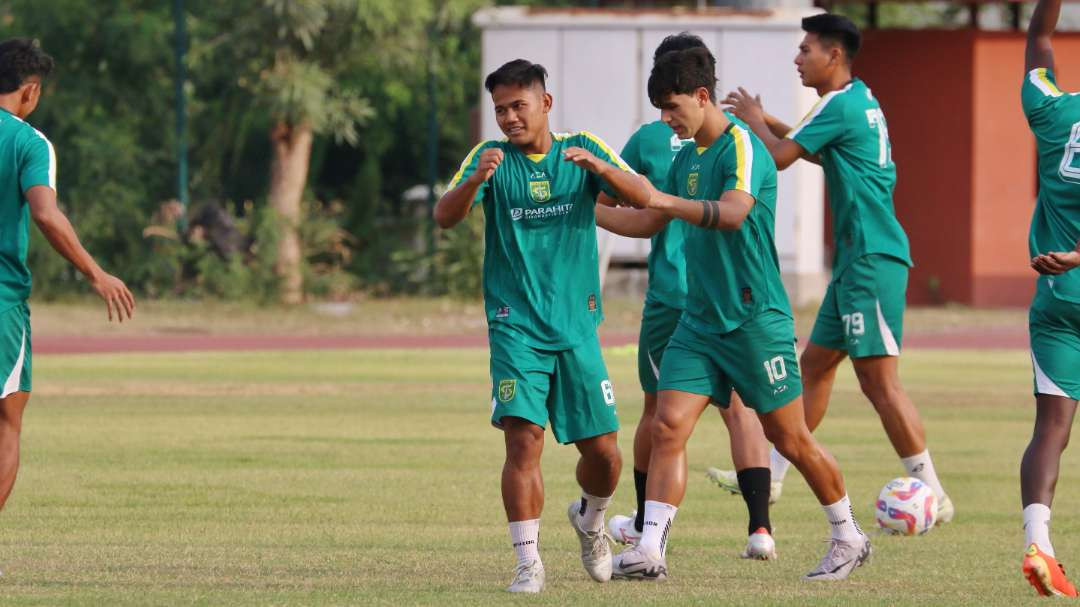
top-left (31, 128), bottom-right (57, 190)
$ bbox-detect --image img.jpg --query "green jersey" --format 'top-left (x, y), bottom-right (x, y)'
top-left (449, 131), bottom-right (633, 349)
top-left (1023, 67), bottom-right (1080, 304)
top-left (620, 120), bottom-right (692, 309)
top-left (665, 115), bottom-right (791, 333)
top-left (0, 109), bottom-right (55, 310)
top-left (787, 78), bottom-right (912, 275)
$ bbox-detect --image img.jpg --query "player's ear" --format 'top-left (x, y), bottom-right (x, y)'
top-left (19, 81), bottom-right (37, 105)
top-left (696, 87), bottom-right (709, 107)
top-left (541, 91), bottom-right (553, 114)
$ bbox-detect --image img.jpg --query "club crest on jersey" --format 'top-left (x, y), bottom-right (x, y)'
top-left (528, 171), bottom-right (552, 203)
top-left (498, 379), bottom-right (516, 403)
top-left (687, 172), bottom-right (699, 196)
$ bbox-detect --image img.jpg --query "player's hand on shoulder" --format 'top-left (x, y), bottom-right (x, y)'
top-left (1031, 251), bottom-right (1080, 275)
top-left (723, 87), bottom-right (765, 123)
top-left (563, 146), bottom-right (609, 176)
top-left (89, 271), bottom-right (135, 322)
top-left (470, 148), bottom-right (504, 184)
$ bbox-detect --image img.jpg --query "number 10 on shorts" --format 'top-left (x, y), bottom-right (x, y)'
top-left (763, 356), bottom-right (787, 384)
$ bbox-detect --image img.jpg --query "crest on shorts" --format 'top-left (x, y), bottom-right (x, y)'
top-left (498, 379), bottom-right (516, 403)
top-left (687, 172), bottom-right (699, 196)
top-left (529, 180), bottom-right (551, 203)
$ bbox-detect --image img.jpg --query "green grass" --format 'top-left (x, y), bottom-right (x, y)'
top-left (0, 346), bottom-right (1062, 604)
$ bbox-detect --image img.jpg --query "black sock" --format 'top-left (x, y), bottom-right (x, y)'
top-left (737, 467), bottom-right (772, 536)
top-left (633, 468), bottom-right (647, 532)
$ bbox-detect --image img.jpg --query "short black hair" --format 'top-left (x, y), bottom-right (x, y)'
top-left (802, 14), bottom-right (861, 62)
top-left (647, 47), bottom-right (717, 108)
top-left (484, 59), bottom-right (547, 94)
top-left (0, 38), bottom-right (53, 94)
top-left (653, 32), bottom-right (707, 63)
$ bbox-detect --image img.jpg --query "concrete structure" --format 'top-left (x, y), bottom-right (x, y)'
top-left (473, 6), bottom-right (829, 306)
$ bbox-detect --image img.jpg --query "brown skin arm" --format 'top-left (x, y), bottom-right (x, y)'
top-left (434, 148), bottom-right (503, 229)
top-left (1026, 0), bottom-right (1060, 73)
top-left (563, 147), bottom-right (652, 208)
top-left (650, 188), bottom-right (755, 231)
top-left (595, 203), bottom-right (672, 238)
top-left (27, 186), bottom-right (134, 322)
top-left (1031, 239), bottom-right (1080, 275)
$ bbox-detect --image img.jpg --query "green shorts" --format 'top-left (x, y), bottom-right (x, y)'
top-left (0, 303), bottom-right (31, 398)
top-left (657, 310), bottom-right (802, 414)
top-left (1030, 288), bottom-right (1080, 400)
top-left (638, 300), bottom-right (683, 394)
top-left (489, 329), bottom-right (618, 445)
top-left (811, 254), bottom-right (908, 358)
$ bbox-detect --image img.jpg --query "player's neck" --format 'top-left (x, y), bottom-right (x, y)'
top-left (515, 130), bottom-right (553, 156)
top-left (693, 104), bottom-right (729, 149)
top-left (815, 69), bottom-right (854, 97)
top-left (0, 96), bottom-right (23, 118)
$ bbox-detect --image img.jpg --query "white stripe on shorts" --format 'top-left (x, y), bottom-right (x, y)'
top-left (648, 352), bottom-right (660, 380)
top-left (1031, 352), bottom-right (1069, 397)
top-left (875, 299), bottom-right (900, 356)
top-left (1, 327), bottom-right (26, 398)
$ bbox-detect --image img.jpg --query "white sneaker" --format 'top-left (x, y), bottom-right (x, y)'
top-left (567, 501), bottom-right (612, 582)
top-left (937, 494), bottom-right (955, 525)
top-left (612, 544), bottom-right (668, 580)
top-left (608, 512), bottom-right (641, 545)
top-left (507, 559), bottom-right (545, 593)
top-left (740, 527), bottom-right (777, 560)
top-left (705, 467), bottom-right (783, 504)
top-left (803, 535), bottom-right (872, 581)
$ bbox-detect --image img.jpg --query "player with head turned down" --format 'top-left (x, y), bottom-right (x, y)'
top-left (0, 38), bottom-right (134, 521)
top-left (1017, 0), bottom-right (1080, 596)
top-left (606, 47), bottom-right (869, 581)
top-left (715, 13), bottom-right (954, 523)
top-left (599, 33), bottom-right (776, 562)
top-left (433, 59), bottom-right (650, 593)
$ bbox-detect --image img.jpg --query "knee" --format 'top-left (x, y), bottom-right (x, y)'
top-left (651, 414), bottom-right (685, 451)
top-left (504, 424), bottom-right (544, 468)
top-left (765, 425), bottom-right (812, 460)
top-left (854, 368), bottom-right (901, 406)
top-left (585, 434), bottom-right (622, 468)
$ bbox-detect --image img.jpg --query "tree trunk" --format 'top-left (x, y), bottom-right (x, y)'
top-left (268, 120), bottom-right (313, 305)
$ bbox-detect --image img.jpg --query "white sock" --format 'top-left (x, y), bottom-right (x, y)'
top-left (639, 500), bottom-right (677, 559)
top-left (577, 492), bottom-right (612, 532)
top-left (509, 519), bottom-right (541, 565)
top-left (1024, 503), bottom-right (1055, 557)
top-left (822, 494), bottom-right (864, 542)
top-left (901, 449), bottom-right (947, 500)
top-left (770, 447), bottom-right (792, 482)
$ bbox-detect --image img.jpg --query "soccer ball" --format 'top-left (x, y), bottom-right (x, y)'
top-left (875, 477), bottom-right (938, 535)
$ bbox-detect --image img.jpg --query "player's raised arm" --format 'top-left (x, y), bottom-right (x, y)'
top-left (563, 145), bottom-right (651, 208)
top-left (27, 186), bottom-right (134, 322)
top-left (724, 88), bottom-right (809, 170)
top-left (434, 143), bottom-right (502, 229)
top-left (1026, 0), bottom-right (1061, 73)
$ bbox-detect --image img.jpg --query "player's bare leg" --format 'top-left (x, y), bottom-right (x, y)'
top-left (851, 355), bottom-right (924, 456)
top-left (568, 431), bottom-right (620, 582)
top-left (0, 391), bottom-right (29, 509)
top-left (502, 417), bottom-right (546, 592)
top-left (799, 343), bottom-right (847, 432)
top-left (758, 396), bottom-right (870, 580)
top-left (609, 393), bottom-right (655, 545)
top-left (718, 397), bottom-right (774, 559)
top-left (1021, 395), bottom-right (1079, 596)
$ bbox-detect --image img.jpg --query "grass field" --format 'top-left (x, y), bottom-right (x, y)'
top-left (0, 344), bottom-right (1066, 605)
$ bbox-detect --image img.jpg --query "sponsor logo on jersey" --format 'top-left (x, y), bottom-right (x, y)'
top-left (510, 203), bottom-right (575, 221)
top-left (495, 306), bottom-right (510, 319)
top-left (687, 172), bottom-right (699, 196)
top-left (498, 379), bottom-right (516, 403)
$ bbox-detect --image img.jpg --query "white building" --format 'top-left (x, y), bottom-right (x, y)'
top-left (473, 6), bottom-right (828, 305)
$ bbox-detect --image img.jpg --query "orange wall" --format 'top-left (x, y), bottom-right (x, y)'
top-left (856, 30), bottom-right (1080, 306)
top-left (858, 31), bottom-right (976, 304)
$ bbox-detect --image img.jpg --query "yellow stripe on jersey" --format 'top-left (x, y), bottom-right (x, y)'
top-left (449, 140), bottom-right (496, 188)
top-left (1031, 68), bottom-right (1063, 98)
top-left (579, 131), bottom-right (633, 172)
top-left (731, 125), bottom-right (753, 193)
top-left (786, 84), bottom-right (850, 139)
